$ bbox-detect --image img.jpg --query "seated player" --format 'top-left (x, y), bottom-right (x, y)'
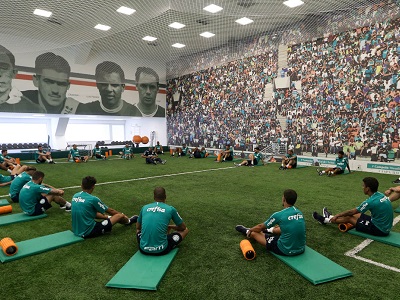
top-left (35, 145), bottom-right (55, 164)
top-left (0, 149), bottom-right (18, 172)
top-left (71, 176), bottom-right (138, 238)
top-left (216, 145), bottom-right (233, 162)
top-left (313, 177), bottom-right (392, 236)
top-left (175, 143), bottom-right (191, 157)
top-left (141, 147), bottom-right (166, 165)
top-left (92, 144), bottom-right (106, 160)
top-left (19, 171), bottom-right (71, 216)
top-left (119, 143), bottom-right (134, 160)
top-left (317, 150), bottom-right (350, 176)
top-left (0, 165), bottom-right (31, 187)
top-left (236, 189), bottom-right (305, 256)
top-left (280, 149), bottom-right (297, 170)
top-left (234, 147), bottom-right (263, 167)
top-left (8, 166), bottom-right (37, 202)
top-left (154, 141), bottom-right (164, 155)
top-left (193, 146), bottom-right (209, 158)
top-left (136, 187), bottom-right (189, 255)
top-left (67, 144), bottom-right (89, 162)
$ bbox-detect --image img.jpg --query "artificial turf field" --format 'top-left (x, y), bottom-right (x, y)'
top-left (1, 156), bottom-right (400, 299)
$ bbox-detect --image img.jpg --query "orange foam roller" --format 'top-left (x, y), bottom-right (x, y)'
top-left (16, 158), bottom-right (21, 164)
top-left (0, 237), bottom-right (18, 256)
top-left (338, 223), bottom-right (355, 232)
top-left (105, 151), bottom-right (109, 157)
top-left (240, 239), bottom-right (256, 260)
top-left (109, 150), bottom-right (113, 156)
top-left (0, 205), bottom-right (12, 215)
top-left (217, 153), bottom-right (221, 162)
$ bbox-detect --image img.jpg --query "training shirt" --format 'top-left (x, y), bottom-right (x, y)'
top-left (69, 148), bottom-right (80, 158)
top-left (264, 206), bottom-right (306, 256)
top-left (0, 153), bottom-right (4, 163)
top-left (138, 202), bottom-right (183, 254)
top-left (335, 156), bottom-right (349, 170)
top-left (356, 191), bottom-right (393, 233)
top-left (71, 191), bottom-right (109, 237)
top-left (254, 152), bottom-right (263, 164)
top-left (182, 147), bottom-right (189, 155)
top-left (155, 144), bottom-right (163, 151)
top-left (19, 181), bottom-right (51, 215)
top-left (201, 150), bottom-right (207, 158)
top-left (34, 148), bottom-right (49, 160)
top-left (93, 147), bottom-right (102, 156)
top-left (122, 147), bottom-right (132, 155)
top-left (0, 174), bottom-right (12, 184)
top-left (9, 172), bottom-right (31, 198)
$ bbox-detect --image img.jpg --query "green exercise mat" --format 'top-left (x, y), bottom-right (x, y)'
top-left (0, 230), bottom-right (84, 263)
top-left (348, 229), bottom-right (400, 247)
top-left (271, 246), bottom-right (352, 285)
top-left (394, 207), bottom-right (400, 213)
top-left (106, 248), bottom-right (179, 290)
top-left (0, 212), bottom-right (47, 227)
top-left (0, 199), bottom-right (10, 207)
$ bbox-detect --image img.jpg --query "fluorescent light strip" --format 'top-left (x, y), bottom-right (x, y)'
top-left (283, 0), bottom-right (304, 8)
top-left (169, 22), bottom-right (186, 29)
top-left (203, 4), bottom-right (223, 13)
top-left (94, 24), bottom-right (111, 31)
top-left (143, 36), bottom-right (157, 41)
top-left (235, 17), bottom-right (253, 25)
top-left (33, 8), bottom-right (52, 17)
top-left (200, 31), bottom-right (215, 38)
top-left (172, 43), bottom-right (185, 48)
top-left (116, 6), bottom-right (136, 15)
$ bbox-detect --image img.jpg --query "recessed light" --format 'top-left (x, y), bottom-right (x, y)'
top-left (143, 36), bottom-right (157, 42)
top-left (200, 31), bottom-right (215, 38)
top-left (172, 43), bottom-right (185, 48)
top-left (283, 0), bottom-right (304, 8)
top-left (33, 9), bottom-right (52, 17)
top-left (203, 4), bottom-right (223, 13)
top-left (116, 6), bottom-right (136, 15)
top-left (169, 22), bottom-right (186, 29)
top-left (94, 24), bottom-right (111, 31)
top-left (235, 17), bottom-right (254, 25)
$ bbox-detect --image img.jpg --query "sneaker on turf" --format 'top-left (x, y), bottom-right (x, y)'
top-left (393, 179), bottom-right (400, 184)
top-left (234, 163), bottom-right (240, 167)
top-left (322, 207), bottom-right (332, 219)
top-left (235, 225), bottom-right (249, 236)
top-left (65, 205), bottom-right (71, 213)
top-left (312, 212), bottom-right (326, 225)
top-left (127, 215), bottom-right (138, 225)
top-left (279, 166), bottom-right (283, 170)
top-left (162, 160), bottom-right (167, 164)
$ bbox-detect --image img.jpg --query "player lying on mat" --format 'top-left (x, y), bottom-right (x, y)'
top-left (236, 189), bottom-right (306, 256)
top-left (136, 187), bottom-right (189, 255)
top-left (0, 165), bottom-right (33, 187)
top-left (313, 177), bottom-right (392, 236)
top-left (71, 176), bottom-right (138, 238)
top-left (317, 150), bottom-right (350, 176)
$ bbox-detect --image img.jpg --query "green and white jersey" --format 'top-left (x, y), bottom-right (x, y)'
top-left (182, 147), bottom-right (189, 155)
top-left (19, 181), bottom-right (51, 215)
top-left (69, 148), bottom-right (80, 158)
top-left (0, 153), bottom-right (4, 163)
top-left (0, 174), bottom-right (12, 184)
top-left (254, 152), bottom-right (263, 164)
top-left (71, 191), bottom-right (108, 237)
top-left (122, 146), bottom-right (132, 155)
top-left (34, 149), bottom-right (48, 160)
top-left (93, 147), bottom-right (102, 156)
top-left (9, 172), bottom-right (31, 198)
top-left (335, 156), bottom-right (348, 170)
top-left (138, 202), bottom-right (183, 254)
top-left (200, 150), bottom-right (207, 158)
top-left (155, 144), bottom-right (162, 151)
top-left (264, 206), bottom-right (306, 256)
top-left (357, 192), bottom-right (393, 233)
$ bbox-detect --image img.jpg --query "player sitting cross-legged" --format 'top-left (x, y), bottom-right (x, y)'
top-left (317, 150), bottom-right (350, 176)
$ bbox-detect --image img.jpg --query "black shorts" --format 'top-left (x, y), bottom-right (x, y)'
top-left (137, 231), bottom-right (182, 256)
top-left (30, 196), bottom-right (52, 216)
top-left (181, 152), bottom-right (186, 156)
top-left (36, 158), bottom-right (46, 163)
top-left (265, 234), bottom-right (287, 256)
top-left (333, 168), bottom-right (344, 174)
top-left (224, 156), bottom-right (233, 161)
top-left (84, 219), bottom-right (112, 238)
top-left (95, 154), bottom-right (103, 159)
top-left (356, 214), bottom-right (389, 236)
top-left (10, 193), bottom-right (19, 203)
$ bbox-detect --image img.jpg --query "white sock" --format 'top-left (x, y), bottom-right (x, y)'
top-left (267, 227), bottom-right (274, 233)
top-left (325, 217), bottom-right (331, 223)
top-left (65, 202), bottom-right (71, 208)
top-left (7, 169), bottom-right (12, 173)
top-left (321, 171), bottom-right (326, 174)
top-left (46, 159), bottom-right (50, 163)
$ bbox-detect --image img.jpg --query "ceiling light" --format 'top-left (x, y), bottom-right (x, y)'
top-left (200, 32), bottom-right (215, 38)
top-left (169, 22), bottom-right (186, 29)
top-left (33, 9), bottom-right (52, 17)
top-left (94, 24), bottom-right (111, 31)
top-left (117, 6), bottom-right (136, 15)
top-left (203, 4), bottom-right (223, 13)
top-left (172, 43), bottom-right (185, 48)
top-left (143, 36), bottom-right (157, 42)
top-left (283, 0), bottom-right (304, 8)
top-left (235, 17), bottom-right (254, 25)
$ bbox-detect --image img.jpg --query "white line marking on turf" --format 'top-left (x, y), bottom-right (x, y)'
top-left (345, 215), bottom-right (400, 273)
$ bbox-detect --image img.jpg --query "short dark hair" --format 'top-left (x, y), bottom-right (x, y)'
top-left (35, 52), bottom-right (71, 77)
top-left (25, 166), bottom-right (37, 172)
top-left (363, 177), bottom-right (379, 193)
top-left (0, 45), bottom-right (15, 68)
top-left (82, 176), bottom-right (97, 190)
top-left (32, 171), bottom-right (45, 181)
top-left (135, 67), bottom-right (159, 84)
top-left (1, 149), bottom-right (7, 154)
top-left (338, 150), bottom-right (345, 155)
top-left (95, 61), bottom-right (125, 83)
top-left (283, 189), bottom-right (297, 205)
top-left (154, 187), bottom-right (166, 201)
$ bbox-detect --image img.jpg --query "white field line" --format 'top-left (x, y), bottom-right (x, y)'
top-left (0, 166), bottom-right (234, 197)
top-left (344, 215), bottom-right (400, 273)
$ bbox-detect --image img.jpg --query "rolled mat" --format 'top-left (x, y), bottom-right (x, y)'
top-left (338, 223), bottom-right (355, 232)
top-left (271, 246), bottom-right (352, 285)
top-left (240, 239), bottom-right (256, 260)
top-left (0, 237), bottom-right (18, 256)
top-left (0, 205), bottom-right (12, 215)
top-left (0, 199), bottom-right (10, 207)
